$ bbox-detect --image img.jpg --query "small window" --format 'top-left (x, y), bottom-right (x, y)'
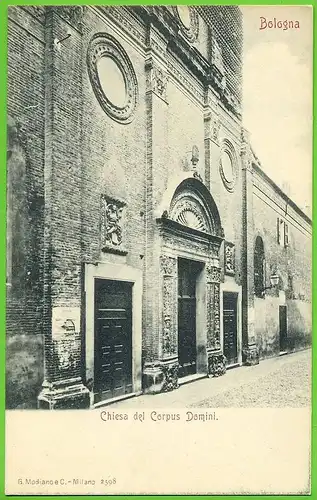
top-left (284, 223), bottom-right (289, 247)
top-left (254, 236), bottom-right (265, 298)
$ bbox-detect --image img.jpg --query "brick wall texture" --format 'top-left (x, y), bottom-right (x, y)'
top-left (6, 6), bottom-right (311, 408)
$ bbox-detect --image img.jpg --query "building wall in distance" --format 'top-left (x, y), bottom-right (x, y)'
top-left (252, 166), bottom-right (312, 358)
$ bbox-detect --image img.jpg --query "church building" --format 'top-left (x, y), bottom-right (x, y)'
top-left (6, 5), bottom-right (312, 409)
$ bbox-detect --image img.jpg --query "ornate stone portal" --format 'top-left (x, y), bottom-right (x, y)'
top-left (143, 177), bottom-right (226, 393)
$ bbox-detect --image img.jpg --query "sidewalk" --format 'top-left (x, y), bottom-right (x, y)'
top-left (108, 348), bottom-right (311, 409)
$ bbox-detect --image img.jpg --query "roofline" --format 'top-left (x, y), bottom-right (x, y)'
top-left (252, 163), bottom-right (312, 226)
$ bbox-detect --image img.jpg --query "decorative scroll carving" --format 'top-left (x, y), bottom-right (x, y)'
top-left (224, 242), bottom-right (235, 275)
top-left (161, 255), bottom-right (177, 357)
top-left (87, 33), bottom-right (139, 124)
top-left (206, 265), bottom-right (221, 349)
top-left (100, 196), bottom-right (125, 250)
top-left (161, 362), bottom-right (179, 391)
top-left (243, 346), bottom-right (259, 366)
top-left (53, 6), bottom-right (86, 31)
top-left (208, 352), bottom-right (226, 377)
top-left (151, 66), bottom-right (168, 101)
top-left (212, 117), bottom-right (221, 142)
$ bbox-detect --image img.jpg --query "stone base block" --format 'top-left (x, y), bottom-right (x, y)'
top-left (38, 378), bottom-right (90, 410)
top-left (243, 345), bottom-right (259, 366)
top-left (208, 351), bottom-right (227, 377)
top-left (143, 359), bottom-right (179, 394)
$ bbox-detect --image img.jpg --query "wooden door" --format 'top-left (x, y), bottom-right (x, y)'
top-left (223, 293), bottom-right (238, 366)
top-left (178, 259), bottom-right (200, 378)
top-left (279, 305), bottom-right (287, 352)
top-left (94, 279), bottom-right (132, 403)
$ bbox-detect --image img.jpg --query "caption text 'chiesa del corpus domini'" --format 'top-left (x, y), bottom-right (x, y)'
top-left (7, 5), bottom-right (311, 409)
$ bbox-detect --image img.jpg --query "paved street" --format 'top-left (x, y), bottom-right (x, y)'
top-left (109, 348), bottom-right (311, 409)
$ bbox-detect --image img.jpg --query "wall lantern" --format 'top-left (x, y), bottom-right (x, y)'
top-left (262, 272), bottom-right (279, 292)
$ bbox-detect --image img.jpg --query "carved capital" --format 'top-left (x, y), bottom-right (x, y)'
top-left (160, 255), bottom-right (177, 276)
top-left (146, 59), bottom-right (168, 102)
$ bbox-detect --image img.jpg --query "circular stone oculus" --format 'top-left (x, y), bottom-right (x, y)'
top-left (87, 33), bottom-right (139, 124)
top-left (221, 151), bottom-right (234, 183)
top-left (177, 6), bottom-right (191, 29)
top-left (97, 56), bottom-right (127, 108)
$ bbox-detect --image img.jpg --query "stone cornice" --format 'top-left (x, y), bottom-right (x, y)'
top-left (131, 5), bottom-right (241, 118)
top-left (253, 166), bottom-right (312, 227)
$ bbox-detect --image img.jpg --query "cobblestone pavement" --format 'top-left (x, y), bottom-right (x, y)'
top-left (109, 348), bottom-right (311, 409)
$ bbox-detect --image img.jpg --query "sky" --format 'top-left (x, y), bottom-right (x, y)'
top-left (241, 6), bottom-right (312, 216)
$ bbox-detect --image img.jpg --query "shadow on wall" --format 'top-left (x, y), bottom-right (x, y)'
top-left (255, 297), bottom-right (312, 359)
top-left (6, 334), bottom-right (44, 409)
top-left (254, 296), bottom-right (280, 358)
top-left (287, 299), bottom-right (312, 351)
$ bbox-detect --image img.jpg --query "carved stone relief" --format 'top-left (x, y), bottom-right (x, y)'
top-left (224, 242), bottom-right (235, 275)
top-left (100, 196), bottom-right (125, 251)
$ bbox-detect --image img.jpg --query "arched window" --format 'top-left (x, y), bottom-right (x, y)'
top-left (254, 236), bottom-right (265, 298)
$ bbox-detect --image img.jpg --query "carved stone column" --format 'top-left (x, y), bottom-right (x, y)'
top-left (206, 263), bottom-right (226, 376)
top-left (241, 128), bottom-right (259, 365)
top-left (143, 255), bottom-right (179, 393)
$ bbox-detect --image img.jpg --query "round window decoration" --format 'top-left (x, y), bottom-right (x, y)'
top-left (219, 141), bottom-right (238, 192)
top-left (173, 6), bottom-right (199, 43)
top-left (87, 33), bottom-right (139, 124)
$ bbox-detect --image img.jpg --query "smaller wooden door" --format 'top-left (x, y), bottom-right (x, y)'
top-left (279, 305), bottom-right (287, 352)
top-left (178, 259), bottom-right (201, 378)
top-left (223, 293), bottom-right (238, 366)
top-left (94, 279), bottom-right (132, 403)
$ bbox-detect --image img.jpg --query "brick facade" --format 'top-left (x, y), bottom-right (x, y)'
top-left (6, 6), bottom-right (311, 409)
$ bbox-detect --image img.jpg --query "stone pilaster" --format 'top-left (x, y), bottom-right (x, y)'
top-left (143, 26), bottom-right (174, 392)
top-left (241, 128), bottom-right (259, 365)
top-left (206, 262), bottom-right (226, 376)
top-left (204, 86), bottom-right (221, 192)
top-left (143, 255), bottom-right (179, 393)
top-left (38, 6), bottom-right (89, 409)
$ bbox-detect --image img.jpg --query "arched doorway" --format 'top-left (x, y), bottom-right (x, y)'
top-left (144, 176), bottom-right (226, 392)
